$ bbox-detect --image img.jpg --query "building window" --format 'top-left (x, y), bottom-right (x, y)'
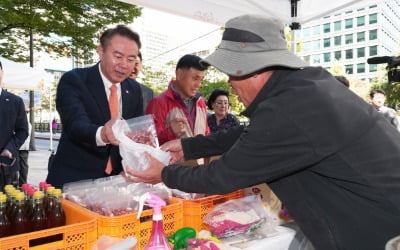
top-left (345, 64), bottom-right (353, 74)
top-left (357, 16), bottom-right (365, 26)
top-left (369, 13), bottom-right (377, 24)
top-left (303, 55), bottom-right (310, 63)
top-left (324, 52), bottom-right (331, 62)
top-left (312, 54), bottom-right (321, 64)
top-left (313, 25), bottom-right (320, 35)
top-left (334, 51), bottom-right (342, 60)
top-left (303, 27), bottom-right (311, 38)
top-left (369, 64), bottom-right (377, 72)
top-left (369, 45), bottom-right (377, 56)
top-left (334, 36), bottom-right (342, 46)
top-left (345, 18), bottom-right (353, 29)
top-left (345, 49), bottom-right (353, 59)
top-left (323, 23), bottom-right (330, 33)
top-left (357, 63), bottom-right (365, 73)
top-left (304, 41), bottom-right (311, 51)
top-left (369, 5), bottom-right (377, 9)
top-left (345, 10), bottom-right (353, 14)
top-left (334, 21), bottom-right (342, 31)
top-left (357, 47), bottom-right (365, 58)
top-left (357, 32), bottom-right (365, 42)
top-left (323, 38), bottom-right (331, 48)
top-left (369, 29), bottom-right (377, 40)
top-left (345, 34), bottom-right (353, 44)
top-left (312, 40), bottom-right (320, 50)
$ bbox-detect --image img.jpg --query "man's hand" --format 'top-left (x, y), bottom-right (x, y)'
top-left (101, 118), bottom-right (120, 145)
top-left (125, 152), bottom-right (164, 184)
top-left (0, 149), bottom-right (12, 167)
top-left (170, 118), bottom-right (187, 137)
top-left (161, 139), bottom-right (184, 164)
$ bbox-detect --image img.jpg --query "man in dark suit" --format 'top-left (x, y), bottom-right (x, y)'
top-left (46, 25), bottom-right (144, 189)
top-left (130, 51), bottom-right (154, 113)
top-left (0, 59), bottom-right (29, 191)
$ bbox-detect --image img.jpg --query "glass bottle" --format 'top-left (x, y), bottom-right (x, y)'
top-left (43, 186), bottom-right (55, 213)
top-left (12, 192), bottom-right (30, 235)
top-left (49, 189), bottom-right (66, 228)
top-left (31, 191), bottom-right (47, 232)
top-left (0, 194), bottom-right (11, 237)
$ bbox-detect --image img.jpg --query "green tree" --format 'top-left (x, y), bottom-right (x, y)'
top-left (0, 0), bottom-right (141, 64)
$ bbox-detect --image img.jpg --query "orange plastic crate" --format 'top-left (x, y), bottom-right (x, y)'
top-left (78, 197), bottom-right (183, 250)
top-left (0, 199), bottom-right (97, 250)
top-left (180, 190), bottom-right (244, 231)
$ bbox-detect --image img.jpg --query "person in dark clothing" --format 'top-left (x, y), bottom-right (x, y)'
top-left (128, 15), bottom-right (400, 250)
top-left (0, 59), bottom-right (29, 190)
top-left (207, 88), bottom-right (240, 134)
top-left (130, 51), bottom-right (154, 113)
top-left (370, 89), bottom-right (400, 131)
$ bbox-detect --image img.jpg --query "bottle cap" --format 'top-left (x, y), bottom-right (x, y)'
top-left (16, 192), bottom-right (25, 201)
top-left (33, 191), bottom-right (44, 199)
top-left (0, 195), bottom-right (7, 203)
top-left (53, 189), bottom-right (62, 197)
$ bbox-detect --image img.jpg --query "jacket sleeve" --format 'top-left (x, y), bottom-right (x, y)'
top-left (181, 125), bottom-right (244, 159)
top-left (162, 106), bottom-right (320, 194)
top-left (56, 70), bottom-right (103, 149)
top-left (146, 98), bottom-right (176, 145)
top-left (6, 97), bottom-right (28, 155)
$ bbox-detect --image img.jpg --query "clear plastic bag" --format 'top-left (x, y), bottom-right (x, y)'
top-left (203, 195), bottom-right (267, 238)
top-left (112, 115), bottom-right (171, 174)
top-left (63, 176), bottom-right (172, 216)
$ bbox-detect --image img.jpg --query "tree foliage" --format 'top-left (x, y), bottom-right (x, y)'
top-left (0, 0), bottom-right (141, 64)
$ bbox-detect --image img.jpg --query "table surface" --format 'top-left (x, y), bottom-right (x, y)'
top-left (223, 225), bottom-right (296, 250)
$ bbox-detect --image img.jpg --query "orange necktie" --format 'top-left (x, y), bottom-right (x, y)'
top-left (105, 84), bottom-right (118, 174)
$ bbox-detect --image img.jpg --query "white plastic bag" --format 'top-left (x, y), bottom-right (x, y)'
top-left (112, 115), bottom-right (170, 174)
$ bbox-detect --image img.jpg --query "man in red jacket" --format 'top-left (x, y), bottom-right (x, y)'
top-left (146, 54), bottom-right (210, 146)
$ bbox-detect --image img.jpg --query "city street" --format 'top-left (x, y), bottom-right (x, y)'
top-left (26, 136), bottom-right (59, 186)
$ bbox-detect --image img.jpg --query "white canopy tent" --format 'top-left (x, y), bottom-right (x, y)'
top-left (0, 56), bottom-right (56, 150)
top-left (119, 0), bottom-right (384, 27)
top-left (119, 0), bottom-right (385, 56)
top-left (0, 56), bottom-right (53, 91)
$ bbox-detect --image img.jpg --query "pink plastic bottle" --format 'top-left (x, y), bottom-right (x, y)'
top-left (138, 193), bottom-right (172, 250)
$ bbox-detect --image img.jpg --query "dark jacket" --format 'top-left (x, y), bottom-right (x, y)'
top-left (162, 67), bottom-right (400, 250)
top-left (46, 64), bottom-right (143, 188)
top-left (0, 89), bottom-right (28, 176)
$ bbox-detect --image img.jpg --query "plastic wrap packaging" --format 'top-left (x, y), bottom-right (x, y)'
top-left (171, 189), bottom-right (207, 200)
top-left (63, 177), bottom-right (172, 216)
top-left (112, 115), bottom-right (170, 175)
top-left (203, 195), bottom-right (267, 238)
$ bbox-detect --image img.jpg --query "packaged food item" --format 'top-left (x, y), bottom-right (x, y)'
top-left (112, 115), bottom-right (170, 175)
top-left (203, 195), bottom-right (266, 238)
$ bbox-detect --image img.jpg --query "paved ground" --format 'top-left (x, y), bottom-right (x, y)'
top-left (27, 148), bottom-right (53, 186)
top-left (26, 132), bottom-right (60, 186)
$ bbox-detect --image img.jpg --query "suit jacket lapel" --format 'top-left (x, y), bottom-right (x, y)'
top-left (86, 64), bottom-right (110, 122)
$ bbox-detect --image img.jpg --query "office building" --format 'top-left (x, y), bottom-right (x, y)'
top-left (297, 0), bottom-right (400, 82)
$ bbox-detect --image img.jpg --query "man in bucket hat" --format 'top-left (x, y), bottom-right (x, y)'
top-left (128, 15), bottom-right (400, 250)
